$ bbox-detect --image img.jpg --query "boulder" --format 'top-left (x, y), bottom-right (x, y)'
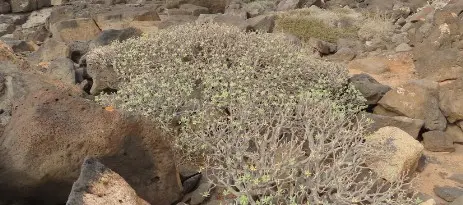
top-left (86, 51), bottom-right (119, 95)
top-left (439, 78), bottom-right (463, 123)
top-left (419, 199), bottom-right (436, 205)
top-left (0, 38), bottom-right (36, 52)
top-left (50, 18), bottom-right (101, 43)
top-left (366, 126), bottom-right (423, 182)
top-left (66, 157), bottom-right (150, 205)
top-left (21, 7), bottom-right (52, 29)
top-left (445, 124), bottom-right (463, 144)
top-left (308, 38), bottom-right (337, 55)
top-left (40, 57), bottom-right (75, 84)
top-left (29, 38), bottom-right (70, 62)
top-left (348, 57), bottom-right (390, 74)
top-left (349, 74), bottom-right (391, 105)
top-left (277, 0), bottom-right (304, 11)
top-left (182, 173), bottom-right (201, 194)
top-left (449, 196), bottom-right (463, 205)
top-left (0, 41), bottom-right (78, 129)
top-left (449, 174), bottom-right (463, 185)
top-left (373, 104), bottom-right (400, 117)
top-left (188, 176), bottom-right (212, 205)
top-left (0, 89), bottom-right (182, 204)
top-left (330, 47), bottom-right (356, 61)
top-left (13, 25), bottom-right (49, 43)
top-left (243, 0), bottom-right (275, 18)
top-left (0, 0), bottom-right (10, 14)
top-left (365, 113), bottom-right (424, 139)
top-left (246, 14), bottom-right (275, 33)
top-left (89, 27), bottom-right (142, 50)
top-left (422, 131), bottom-right (455, 152)
top-left (179, 4), bottom-right (209, 16)
top-left (51, 0), bottom-right (68, 6)
top-left (425, 66), bottom-right (463, 83)
top-left (94, 7), bottom-right (160, 32)
top-left (224, 0), bottom-right (247, 20)
top-left (0, 23), bottom-right (15, 37)
top-left (395, 43), bottom-right (412, 52)
top-left (434, 186), bottom-right (463, 202)
top-left (166, 0), bottom-right (228, 13)
top-left (9, 0), bottom-right (51, 13)
top-left (378, 82), bottom-right (447, 131)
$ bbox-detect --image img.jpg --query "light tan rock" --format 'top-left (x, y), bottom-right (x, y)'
top-left (67, 157), bottom-right (150, 205)
top-left (50, 18), bottom-right (101, 43)
top-left (94, 7), bottom-right (160, 32)
top-left (366, 126), bottom-right (424, 182)
top-left (445, 124), bottom-right (463, 143)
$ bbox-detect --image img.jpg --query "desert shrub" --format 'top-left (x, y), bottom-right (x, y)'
top-left (88, 23), bottom-right (415, 204)
top-left (357, 10), bottom-right (395, 41)
top-left (197, 97), bottom-right (415, 205)
top-left (274, 7), bottom-right (360, 43)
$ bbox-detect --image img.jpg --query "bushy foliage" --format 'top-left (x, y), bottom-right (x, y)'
top-left (357, 10), bottom-right (395, 41)
top-left (88, 23), bottom-right (414, 204)
top-left (198, 97), bottom-right (414, 205)
top-left (275, 7), bottom-right (359, 43)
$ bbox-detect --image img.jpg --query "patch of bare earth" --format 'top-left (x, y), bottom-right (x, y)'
top-left (348, 52), bottom-right (418, 88)
top-left (414, 144), bottom-right (463, 204)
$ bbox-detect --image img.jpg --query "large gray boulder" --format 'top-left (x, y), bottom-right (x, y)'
top-left (349, 74), bottom-right (391, 105)
top-left (66, 157), bottom-right (150, 205)
top-left (0, 89), bottom-right (182, 204)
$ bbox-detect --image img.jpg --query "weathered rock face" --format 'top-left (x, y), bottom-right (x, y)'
top-left (434, 186), bottom-right (463, 202)
top-left (246, 14), bottom-right (275, 33)
top-left (348, 57), bottom-right (390, 74)
top-left (378, 82), bottom-right (447, 131)
top-left (445, 124), bottom-right (463, 144)
top-left (349, 74), bottom-right (391, 105)
top-left (166, 0), bottom-right (229, 13)
top-left (0, 89), bottom-right (182, 204)
top-left (9, 0), bottom-right (51, 13)
top-left (50, 18), bottom-right (102, 43)
top-left (95, 6), bottom-right (161, 33)
top-left (366, 126), bottom-right (423, 182)
top-left (29, 37), bottom-right (70, 62)
top-left (410, 1), bottom-right (463, 78)
top-left (0, 0), bottom-right (11, 14)
top-left (439, 78), bottom-right (463, 123)
top-left (66, 157), bottom-right (150, 205)
top-left (276, 0), bottom-right (304, 11)
top-left (365, 113), bottom-right (424, 139)
top-left (422, 131), bottom-right (455, 152)
top-left (89, 27), bottom-right (142, 50)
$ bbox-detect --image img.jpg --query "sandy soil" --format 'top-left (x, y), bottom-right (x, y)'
top-left (348, 52), bottom-right (418, 88)
top-left (414, 144), bottom-right (463, 204)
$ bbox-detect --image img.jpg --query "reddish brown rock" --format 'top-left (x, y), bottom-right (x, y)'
top-left (0, 89), bottom-right (182, 204)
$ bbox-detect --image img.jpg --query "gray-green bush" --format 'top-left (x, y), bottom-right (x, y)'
top-left (88, 23), bottom-right (415, 204)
